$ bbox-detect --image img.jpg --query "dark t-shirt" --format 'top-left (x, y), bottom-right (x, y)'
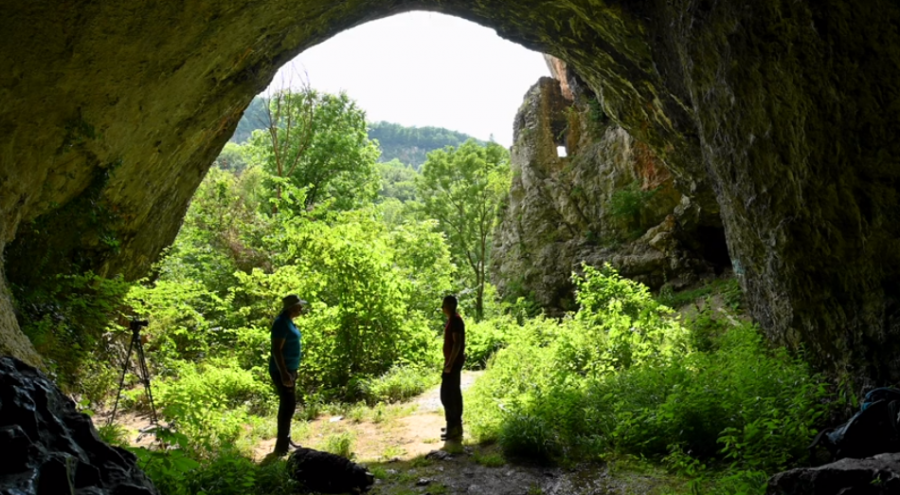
top-left (443, 313), bottom-right (466, 370)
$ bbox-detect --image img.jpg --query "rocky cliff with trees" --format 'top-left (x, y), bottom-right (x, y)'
top-left (491, 66), bottom-right (726, 313)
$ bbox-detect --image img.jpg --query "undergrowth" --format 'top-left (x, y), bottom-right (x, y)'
top-left (466, 265), bottom-right (833, 493)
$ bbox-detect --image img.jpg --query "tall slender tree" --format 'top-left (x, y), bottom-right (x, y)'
top-left (416, 140), bottom-right (510, 320)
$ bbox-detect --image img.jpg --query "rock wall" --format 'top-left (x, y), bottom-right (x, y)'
top-left (1, 1), bottom-right (899, 384)
top-left (492, 74), bottom-right (718, 312)
top-left (0, 356), bottom-right (158, 494)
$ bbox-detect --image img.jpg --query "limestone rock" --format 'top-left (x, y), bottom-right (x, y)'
top-left (491, 76), bottom-right (719, 313)
top-left (767, 453), bottom-right (900, 495)
top-left (0, 356), bottom-right (158, 495)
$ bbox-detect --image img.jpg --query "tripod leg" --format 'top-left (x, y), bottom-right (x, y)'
top-left (135, 339), bottom-right (159, 426)
top-left (108, 335), bottom-right (136, 427)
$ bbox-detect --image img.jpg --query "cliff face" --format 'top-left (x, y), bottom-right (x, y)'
top-left (492, 75), bottom-right (719, 313)
top-left (1, 0), bottom-right (899, 384)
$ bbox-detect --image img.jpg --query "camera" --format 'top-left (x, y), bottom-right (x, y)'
top-left (129, 319), bottom-right (149, 331)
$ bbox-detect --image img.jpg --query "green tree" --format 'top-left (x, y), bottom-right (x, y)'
top-left (247, 88), bottom-right (380, 213)
top-left (368, 121), bottom-right (484, 168)
top-left (416, 140), bottom-right (511, 320)
top-left (213, 142), bottom-right (250, 173)
top-left (377, 159), bottom-right (418, 203)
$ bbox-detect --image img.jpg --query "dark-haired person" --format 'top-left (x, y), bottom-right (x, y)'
top-left (270, 294), bottom-right (306, 456)
top-left (440, 295), bottom-right (466, 441)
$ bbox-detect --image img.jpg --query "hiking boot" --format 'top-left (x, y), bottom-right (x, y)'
top-left (441, 425), bottom-right (463, 441)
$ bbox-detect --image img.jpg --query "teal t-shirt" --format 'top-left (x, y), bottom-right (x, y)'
top-left (269, 313), bottom-right (301, 373)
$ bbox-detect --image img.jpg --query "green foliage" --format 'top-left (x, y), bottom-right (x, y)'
top-left (368, 121), bottom-right (484, 168)
top-left (472, 451), bottom-right (506, 468)
top-left (97, 423), bottom-right (131, 447)
top-left (361, 366), bottom-right (440, 405)
top-left (608, 180), bottom-right (659, 238)
top-left (214, 142), bottom-right (251, 173)
top-left (133, 445), bottom-right (297, 495)
top-left (464, 314), bottom-right (520, 370)
top-left (323, 432), bottom-right (356, 460)
top-left (377, 159), bottom-right (419, 202)
top-left (246, 89), bottom-right (380, 212)
top-left (416, 140), bottom-right (511, 320)
top-left (14, 271), bottom-right (131, 404)
top-left (152, 360), bottom-right (272, 443)
top-left (467, 265), bottom-right (833, 486)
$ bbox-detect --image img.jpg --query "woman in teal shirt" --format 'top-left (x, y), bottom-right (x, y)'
top-left (269, 294), bottom-right (305, 456)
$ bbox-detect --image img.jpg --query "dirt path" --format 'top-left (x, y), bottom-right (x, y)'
top-left (253, 371), bottom-right (677, 494)
top-left (253, 371), bottom-right (481, 463)
top-left (108, 371), bottom-right (679, 494)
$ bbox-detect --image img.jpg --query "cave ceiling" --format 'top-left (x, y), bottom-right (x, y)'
top-left (1, 0), bottom-right (899, 384)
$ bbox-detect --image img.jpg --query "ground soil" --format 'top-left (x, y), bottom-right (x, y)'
top-left (251, 372), bottom-right (679, 495)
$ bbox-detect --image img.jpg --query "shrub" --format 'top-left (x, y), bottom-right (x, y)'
top-left (152, 361), bottom-right (273, 449)
top-left (15, 271), bottom-right (131, 405)
top-left (467, 265), bottom-right (833, 479)
top-left (464, 315), bottom-right (520, 370)
top-left (134, 446), bottom-right (297, 495)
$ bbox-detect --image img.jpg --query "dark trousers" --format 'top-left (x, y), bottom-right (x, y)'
top-left (269, 367), bottom-right (297, 449)
top-left (440, 367), bottom-right (463, 430)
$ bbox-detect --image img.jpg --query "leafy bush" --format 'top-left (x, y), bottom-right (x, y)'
top-left (467, 265), bottom-right (833, 481)
top-left (134, 445), bottom-right (297, 495)
top-left (608, 181), bottom-right (659, 238)
top-left (152, 361), bottom-right (273, 449)
top-left (464, 315), bottom-right (520, 370)
top-left (14, 271), bottom-right (131, 405)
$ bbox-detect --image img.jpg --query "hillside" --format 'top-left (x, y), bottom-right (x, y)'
top-left (367, 121), bottom-right (485, 168)
top-left (228, 100), bottom-right (483, 168)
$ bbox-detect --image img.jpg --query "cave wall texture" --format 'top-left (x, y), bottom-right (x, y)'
top-left (2, 0), bottom-right (899, 384)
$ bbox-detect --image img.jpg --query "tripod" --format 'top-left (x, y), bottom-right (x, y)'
top-left (107, 319), bottom-right (158, 427)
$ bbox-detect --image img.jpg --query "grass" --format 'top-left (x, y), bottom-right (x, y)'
top-left (381, 445), bottom-right (406, 460)
top-left (656, 276), bottom-right (742, 309)
top-left (472, 451), bottom-right (505, 467)
top-left (322, 432), bottom-right (355, 460)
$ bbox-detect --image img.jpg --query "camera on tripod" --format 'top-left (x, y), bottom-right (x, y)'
top-left (108, 317), bottom-right (158, 427)
top-left (129, 319), bottom-right (149, 331)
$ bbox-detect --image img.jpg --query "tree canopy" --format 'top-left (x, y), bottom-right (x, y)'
top-left (416, 140), bottom-right (511, 320)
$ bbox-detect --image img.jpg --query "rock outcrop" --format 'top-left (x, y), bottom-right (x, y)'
top-left (767, 453), bottom-right (900, 495)
top-left (2, 1), bottom-right (900, 385)
top-left (0, 356), bottom-right (158, 495)
top-left (492, 73), bottom-right (721, 312)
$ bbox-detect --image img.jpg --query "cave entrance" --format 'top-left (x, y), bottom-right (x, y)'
top-left (696, 226), bottom-right (732, 275)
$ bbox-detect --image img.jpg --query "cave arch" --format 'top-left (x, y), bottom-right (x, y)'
top-left (2, 1), bottom-right (900, 386)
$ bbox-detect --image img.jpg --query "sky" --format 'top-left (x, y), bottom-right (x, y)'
top-left (264, 12), bottom-right (549, 148)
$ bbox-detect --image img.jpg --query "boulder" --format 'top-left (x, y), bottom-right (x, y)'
top-left (0, 356), bottom-right (157, 495)
top-left (767, 453), bottom-right (900, 495)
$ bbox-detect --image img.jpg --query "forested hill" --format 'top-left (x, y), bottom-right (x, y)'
top-left (228, 97), bottom-right (485, 168)
top-left (230, 97), bottom-right (269, 143)
top-left (367, 121), bottom-right (485, 168)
